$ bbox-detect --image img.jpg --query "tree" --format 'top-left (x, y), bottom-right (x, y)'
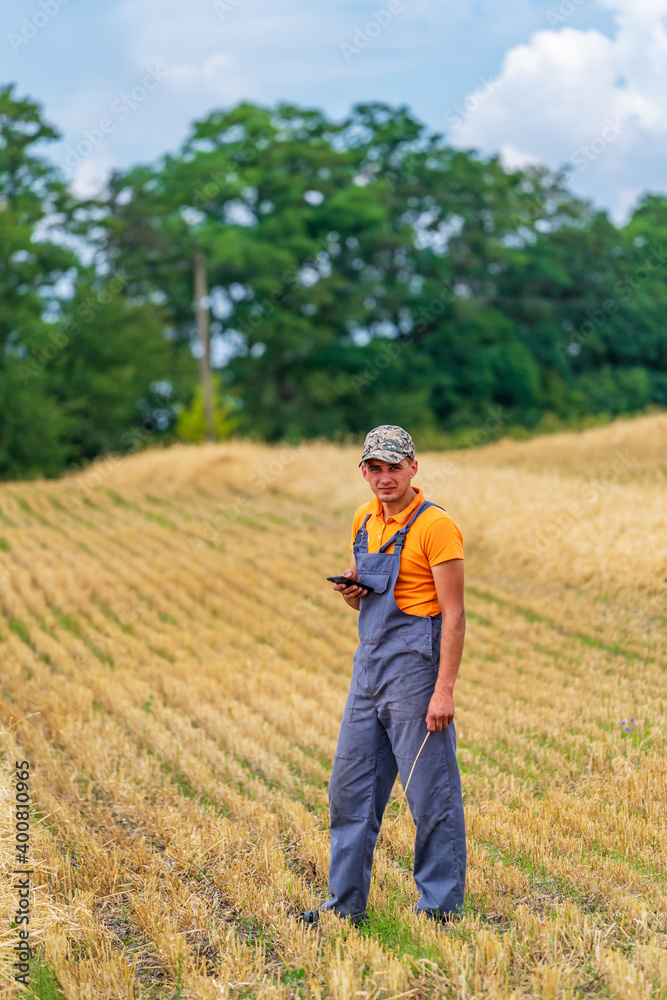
top-left (0, 84), bottom-right (77, 477)
top-left (175, 373), bottom-right (238, 443)
top-left (51, 97), bottom-right (667, 456)
top-left (46, 270), bottom-right (192, 462)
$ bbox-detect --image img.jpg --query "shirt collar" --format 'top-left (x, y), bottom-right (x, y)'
top-left (370, 486), bottom-right (424, 525)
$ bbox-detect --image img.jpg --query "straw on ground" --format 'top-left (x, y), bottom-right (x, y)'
top-left (0, 412), bottom-right (665, 998)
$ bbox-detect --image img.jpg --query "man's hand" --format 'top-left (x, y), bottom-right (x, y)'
top-left (332, 559), bottom-right (368, 611)
top-left (426, 688), bottom-right (455, 732)
top-left (332, 569), bottom-right (368, 605)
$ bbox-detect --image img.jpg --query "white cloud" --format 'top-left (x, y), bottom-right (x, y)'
top-left (451, 0), bottom-right (667, 220)
top-left (111, 0), bottom-right (352, 93)
top-left (70, 152), bottom-right (118, 199)
top-left (16, 0), bottom-right (661, 219)
top-left (58, 0), bottom-right (489, 192)
top-left (498, 143), bottom-right (544, 170)
top-left (613, 185), bottom-right (646, 220)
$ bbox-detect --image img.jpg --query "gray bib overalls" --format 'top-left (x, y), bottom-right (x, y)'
top-left (324, 500), bottom-right (466, 920)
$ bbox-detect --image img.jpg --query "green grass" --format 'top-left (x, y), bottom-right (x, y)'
top-left (0, 505), bottom-right (16, 527)
top-left (17, 497), bottom-right (44, 520)
top-left (156, 756), bottom-right (221, 814)
top-left (106, 489), bottom-right (179, 529)
top-left (16, 497), bottom-right (61, 530)
top-left (23, 955), bottom-right (68, 1000)
top-left (358, 887), bottom-right (470, 978)
top-left (91, 598), bottom-right (136, 635)
top-left (281, 966), bottom-right (307, 985)
top-left (105, 488), bottom-right (137, 509)
top-left (8, 618), bottom-right (33, 647)
top-left (149, 645), bottom-right (173, 661)
top-left (464, 609), bottom-right (493, 628)
top-left (467, 586), bottom-right (642, 662)
top-left (141, 509), bottom-right (179, 529)
top-left (258, 512), bottom-right (288, 525)
top-left (474, 838), bottom-right (615, 918)
top-left (54, 612), bottom-right (114, 667)
top-left (55, 612), bottom-right (83, 639)
top-left (49, 495), bottom-right (97, 529)
top-left (236, 515), bottom-right (266, 530)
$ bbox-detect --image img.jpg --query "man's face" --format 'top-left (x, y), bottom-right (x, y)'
top-left (361, 456), bottom-right (418, 503)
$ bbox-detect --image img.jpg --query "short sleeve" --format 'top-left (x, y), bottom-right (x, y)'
top-left (422, 513), bottom-right (464, 565)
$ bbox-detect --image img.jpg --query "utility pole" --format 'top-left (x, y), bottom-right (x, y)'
top-left (194, 251), bottom-right (216, 442)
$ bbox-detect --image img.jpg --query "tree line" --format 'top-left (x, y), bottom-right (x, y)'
top-left (1, 83), bottom-right (666, 479)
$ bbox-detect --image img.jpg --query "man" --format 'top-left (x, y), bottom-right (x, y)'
top-left (299, 425), bottom-right (467, 927)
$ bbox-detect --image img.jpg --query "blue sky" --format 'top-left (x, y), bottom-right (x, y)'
top-left (3, 0), bottom-right (666, 222)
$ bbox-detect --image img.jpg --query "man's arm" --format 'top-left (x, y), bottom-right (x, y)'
top-left (426, 558), bottom-right (465, 732)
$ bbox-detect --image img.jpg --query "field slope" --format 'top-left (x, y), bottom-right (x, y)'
top-left (0, 413), bottom-right (666, 999)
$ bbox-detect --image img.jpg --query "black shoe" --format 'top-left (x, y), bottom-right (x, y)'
top-left (297, 907), bottom-right (367, 927)
top-left (415, 906), bottom-right (460, 924)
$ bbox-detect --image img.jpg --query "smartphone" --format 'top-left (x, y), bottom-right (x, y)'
top-left (326, 575), bottom-right (374, 593)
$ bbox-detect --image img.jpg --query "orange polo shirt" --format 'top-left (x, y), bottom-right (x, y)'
top-left (349, 486), bottom-right (463, 617)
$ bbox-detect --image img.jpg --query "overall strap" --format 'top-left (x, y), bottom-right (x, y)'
top-left (378, 500), bottom-right (434, 554)
top-left (353, 512), bottom-right (372, 550)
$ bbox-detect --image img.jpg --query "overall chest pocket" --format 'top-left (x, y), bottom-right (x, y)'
top-left (357, 573), bottom-right (390, 595)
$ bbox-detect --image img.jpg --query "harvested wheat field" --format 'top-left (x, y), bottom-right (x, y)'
top-left (0, 412), bottom-right (666, 1000)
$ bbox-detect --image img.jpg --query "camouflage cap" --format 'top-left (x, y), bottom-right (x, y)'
top-left (359, 425), bottom-right (415, 467)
